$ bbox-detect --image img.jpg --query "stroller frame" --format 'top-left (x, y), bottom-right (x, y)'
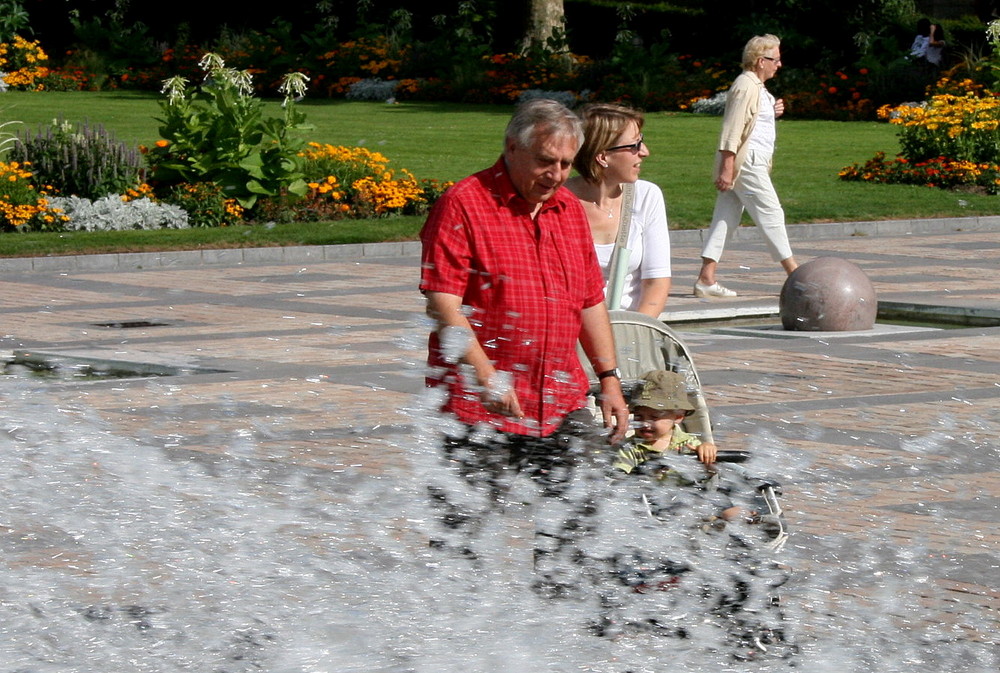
top-left (581, 309), bottom-right (714, 443)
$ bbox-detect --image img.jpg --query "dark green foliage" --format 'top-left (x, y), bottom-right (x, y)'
top-left (0, 0), bottom-right (31, 42)
top-left (163, 181), bottom-right (241, 227)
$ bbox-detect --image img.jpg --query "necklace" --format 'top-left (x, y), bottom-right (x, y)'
top-left (592, 201), bottom-right (614, 219)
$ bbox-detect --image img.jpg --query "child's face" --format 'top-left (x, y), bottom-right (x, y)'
top-left (632, 406), bottom-right (686, 442)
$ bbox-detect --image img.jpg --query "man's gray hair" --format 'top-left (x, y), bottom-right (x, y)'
top-left (504, 98), bottom-right (584, 150)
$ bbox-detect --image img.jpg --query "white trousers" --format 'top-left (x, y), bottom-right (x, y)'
top-left (700, 150), bottom-right (793, 263)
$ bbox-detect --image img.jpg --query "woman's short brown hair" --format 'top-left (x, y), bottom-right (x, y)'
top-left (573, 103), bottom-right (645, 183)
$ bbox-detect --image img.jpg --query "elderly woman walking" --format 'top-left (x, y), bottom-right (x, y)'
top-left (694, 34), bottom-right (798, 299)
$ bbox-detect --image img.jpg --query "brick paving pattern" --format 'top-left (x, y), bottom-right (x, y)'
top-left (2, 218), bottom-right (998, 652)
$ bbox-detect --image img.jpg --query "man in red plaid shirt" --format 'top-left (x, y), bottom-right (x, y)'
top-left (420, 98), bottom-right (628, 446)
top-left (420, 100), bottom-right (628, 588)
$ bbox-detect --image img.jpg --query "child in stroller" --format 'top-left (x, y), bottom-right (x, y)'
top-left (580, 312), bottom-right (792, 657)
top-left (579, 311), bottom-right (788, 546)
top-left (614, 369), bottom-right (737, 523)
top-left (596, 369), bottom-right (792, 658)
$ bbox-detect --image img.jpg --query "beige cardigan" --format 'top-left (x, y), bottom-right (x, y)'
top-left (713, 70), bottom-right (765, 182)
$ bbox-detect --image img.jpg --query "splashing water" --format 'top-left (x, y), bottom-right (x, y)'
top-left (1, 364), bottom-right (997, 673)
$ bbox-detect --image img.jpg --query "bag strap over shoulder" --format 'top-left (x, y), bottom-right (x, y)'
top-left (606, 182), bottom-right (635, 309)
top-left (614, 182), bottom-right (635, 249)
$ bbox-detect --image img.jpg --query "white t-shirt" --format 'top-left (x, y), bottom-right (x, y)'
top-left (926, 39), bottom-right (945, 65)
top-left (747, 86), bottom-right (776, 155)
top-left (594, 179), bottom-right (672, 311)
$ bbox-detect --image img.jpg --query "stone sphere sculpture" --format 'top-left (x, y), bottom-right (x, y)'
top-left (780, 256), bottom-right (877, 331)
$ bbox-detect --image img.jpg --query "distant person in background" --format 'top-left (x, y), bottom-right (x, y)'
top-left (925, 23), bottom-right (947, 68)
top-left (909, 17), bottom-right (932, 61)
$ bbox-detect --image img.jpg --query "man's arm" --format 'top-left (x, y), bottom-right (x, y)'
top-left (579, 302), bottom-right (628, 442)
top-left (425, 290), bottom-right (523, 419)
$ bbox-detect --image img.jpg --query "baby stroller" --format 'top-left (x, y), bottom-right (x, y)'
top-left (581, 309), bottom-right (788, 550)
top-left (580, 310), bottom-right (792, 658)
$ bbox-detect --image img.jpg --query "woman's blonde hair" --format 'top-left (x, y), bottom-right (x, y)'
top-left (573, 103), bottom-right (645, 183)
top-left (742, 34), bottom-right (781, 71)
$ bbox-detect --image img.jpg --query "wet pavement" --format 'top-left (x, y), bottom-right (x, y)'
top-left (1, 215), bottom-right (998, 643)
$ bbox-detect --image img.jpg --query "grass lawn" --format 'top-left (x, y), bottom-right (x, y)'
top-left (0, 91), bottom-right (996, 257)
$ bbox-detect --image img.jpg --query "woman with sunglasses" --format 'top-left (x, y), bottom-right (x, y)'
top-left (694, 34), bottom-right (799, 298)
top-left (566, 103), bottom-right (672, 318)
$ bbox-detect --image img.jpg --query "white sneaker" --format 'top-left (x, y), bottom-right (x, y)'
top-left (694, 282), bottom-right (737, 298)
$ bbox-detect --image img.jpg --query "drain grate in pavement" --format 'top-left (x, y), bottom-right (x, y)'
top-left (94, 320), bottom-right (170, 329)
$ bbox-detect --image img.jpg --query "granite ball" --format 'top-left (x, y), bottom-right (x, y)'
top-left (780, 256), bottom-right (877, 331)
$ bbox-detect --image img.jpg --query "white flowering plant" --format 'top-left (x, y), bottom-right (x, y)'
top-left (148, 53), bottom-right (314, 211)
top-left (987, 20), bottom-right (1000, 92)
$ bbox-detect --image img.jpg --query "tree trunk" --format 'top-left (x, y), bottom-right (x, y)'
top-left (524, 0), bottom-right (565, 50)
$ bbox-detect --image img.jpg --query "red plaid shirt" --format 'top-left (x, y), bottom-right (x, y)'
top-left (420, 157), bottom-right (606, 437)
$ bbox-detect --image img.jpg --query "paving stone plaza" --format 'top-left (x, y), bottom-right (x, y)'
top-left (1, 216), bottom-right (998, 666)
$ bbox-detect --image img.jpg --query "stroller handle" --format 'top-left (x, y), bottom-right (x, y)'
top-left (711, 450), bottom-right (752, 463)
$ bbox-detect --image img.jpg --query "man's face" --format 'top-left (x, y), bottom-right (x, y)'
top-left (504, 129), bottom-right (579, 205)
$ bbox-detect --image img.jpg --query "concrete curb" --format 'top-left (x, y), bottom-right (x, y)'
top-left (2, 216), bottom-right (998, 274)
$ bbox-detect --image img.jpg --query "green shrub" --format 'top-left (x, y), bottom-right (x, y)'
top-left (67, 12), bottom-right (161, 83)
top-left (146, 53), bottom-right (312, 211)
top-left (11, 119), bottom-right (142, 199)
top-left (162, 181), bottom-right (244, 227)
top-left (0, 1), bottom-right (30, 43)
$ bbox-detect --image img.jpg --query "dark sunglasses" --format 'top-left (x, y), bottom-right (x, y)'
top-left (606, 135), bottom-right (644, 153)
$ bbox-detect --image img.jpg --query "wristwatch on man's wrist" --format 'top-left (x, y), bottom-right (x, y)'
top-left (597, 367), bottom-right (621, 381)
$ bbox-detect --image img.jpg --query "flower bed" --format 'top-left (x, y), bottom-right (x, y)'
top-left (841, 77), bottom-right (1000, 193)
top-left (1, 53), bottom-right (452, 233)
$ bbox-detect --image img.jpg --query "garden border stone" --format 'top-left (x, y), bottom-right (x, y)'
top-left (1, 217), bottom-right (997, 274)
